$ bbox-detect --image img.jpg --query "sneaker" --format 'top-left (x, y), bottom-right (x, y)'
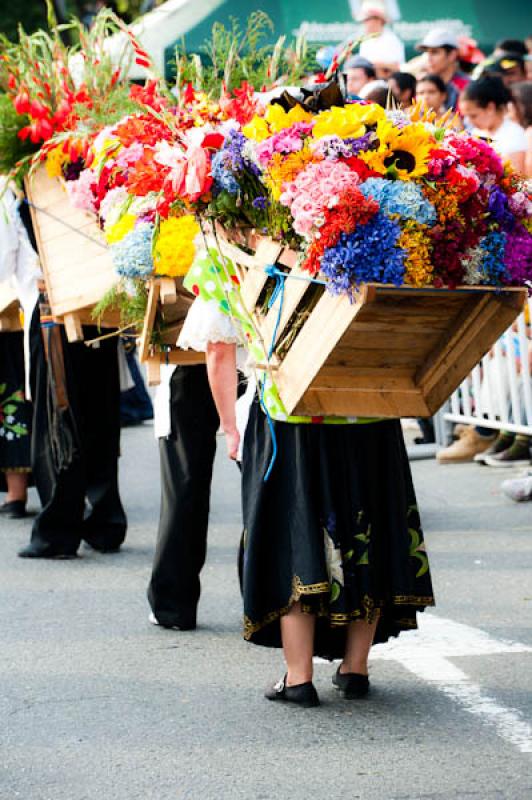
top-left (437, 428), bottom-right (496, 464)
top-left (474, 432), bottom-right (514, 464)
top-left (501, 475), bottom-right (532, 502)
top-left (484, 437), bottom-right (531, 468)
top-left (0, 499), bottom-right (27, 519)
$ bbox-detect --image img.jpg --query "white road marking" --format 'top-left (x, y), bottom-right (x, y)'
top-left (320, 613), bottom-right (532, 754)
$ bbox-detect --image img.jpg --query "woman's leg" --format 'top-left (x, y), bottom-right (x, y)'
top-left (341, 618), bottom-right (379, 676)
top-left (5, 471), bottom-right (28, 503)
top-left (280, 602), bottom-right (315, 685)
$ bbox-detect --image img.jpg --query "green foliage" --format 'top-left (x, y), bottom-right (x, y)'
top-left (0, 94), bottom-right (38, 179)
top-left (173, 12), bottom-right (312, 96)
top-left (92, 279), bottom-right (148, 331)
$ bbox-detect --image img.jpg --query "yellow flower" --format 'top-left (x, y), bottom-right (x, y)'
top-left (265, 103), bottom-right (313, 133)
top-left (265, 147), bottom-right (315, 201)
top-left (399, 221), bottom-right (434, 287)
top-left (45, 146), bottom-right (68, 178)
top-left (105, 213), bottom-right (136, 244)
top-left (364, 120), bottom-right (435, 180)
top-left (312, 103), bottom-right (386, 140)
top-left (153, 215), bottom-right (200, 277)
top-left (242, 114), bottom-right (270, 142)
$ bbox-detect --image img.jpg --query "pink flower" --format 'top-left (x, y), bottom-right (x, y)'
top-left (66, 168), bottom-right (97, 213)
top-left (279, 160), bottom-right (361, 237)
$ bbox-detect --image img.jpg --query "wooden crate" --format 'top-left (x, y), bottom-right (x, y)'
top-left (138, 277), bottom-right (204, 386)
top-left (0, 283), bottom-right (22, 332)
top-left (214, 228), bottom-right (527, 418)
top-left (25, 165), bottom-right (120, 342)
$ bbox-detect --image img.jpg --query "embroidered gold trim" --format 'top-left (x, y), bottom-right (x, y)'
top-left (0, 467), bottom-right (31, 474)
top-left (243, 580), bottom-right (435, 640)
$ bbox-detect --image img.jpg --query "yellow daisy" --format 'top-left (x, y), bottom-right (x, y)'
top-left (312, 102), bottom-right (386, 140)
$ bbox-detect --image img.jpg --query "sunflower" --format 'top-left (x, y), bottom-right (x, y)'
top-left (380, 122), bottom-right (435, 180)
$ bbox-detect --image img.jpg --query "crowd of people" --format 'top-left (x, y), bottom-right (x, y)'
top-left (0, 3), bottom-right (531, 709)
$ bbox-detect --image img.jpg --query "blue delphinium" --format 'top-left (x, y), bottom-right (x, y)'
top-left (360, 178), bottom-right (436, 226)
top-left (321, 213), bottom-right (406, 296)
top-left (477, 230), bottom-right (511, 285)
top-left (111, 223), bottom-right (154, 278)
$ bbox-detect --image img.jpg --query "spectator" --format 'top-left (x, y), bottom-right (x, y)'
top-left (389, 71), bottom-right (417, 106)
top-left (343, 56), bottom-right (376, 99)
top-left (460, 76), bottom-right (527, 174)
top-left (415, 29), bottom-right (470, 110)
top-left (493, 39), bottom-right (528, 58)
top-left (416, 74), bottom-right (448, 115)
top-left (508, 81), bottom-right (532, 176)
top-left (359, 80), bottom-right (389, 106)
top-left (355, 0), bottom-right (405, 79)
top-left (485, 54), bottom-right (527, 87)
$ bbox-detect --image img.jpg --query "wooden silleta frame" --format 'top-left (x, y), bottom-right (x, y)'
top-left (24, 165), bottom-right (120, 342)
top-left (214, 227), bottom-right (527, 418)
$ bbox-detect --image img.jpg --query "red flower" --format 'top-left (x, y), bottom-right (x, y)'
top-left (202, 132), bottom-right (225, 151)
top-left (13, 90), bottom-right (30, 115)
top-left (127, 149), bottom-right (169, 196)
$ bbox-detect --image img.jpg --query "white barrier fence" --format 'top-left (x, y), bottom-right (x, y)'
top-left (443, 296), bottom-right (532, 436)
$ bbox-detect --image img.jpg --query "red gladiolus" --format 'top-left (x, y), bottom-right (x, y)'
top-left (13, 90), bottom-right (30, 115)
top-left (202, 132), bottom-right (225, 151)
top-left (36, 118), bottom-right (54, 140)
top-left (29, 99), bottom-right (49, 119)
top-left (8, 74), bottom-right (16, 90)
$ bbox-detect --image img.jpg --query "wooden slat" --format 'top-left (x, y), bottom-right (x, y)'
top-left (138, 279), bottom-right (161, 363)
top-left (294, 388), bottom-right (430, 418)
top-left (275, 285), bottom-right (375, 415)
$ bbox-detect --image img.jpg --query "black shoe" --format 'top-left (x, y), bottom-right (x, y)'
top-left (0, 500), bottom-right (27, 519)
top-left (265, 675), bottom-right (320, 708)
top-left (18, 543), bottom-right (78, 559)
top-left (332, 666), bottom-right (370, 698)
top-left (83, 539), bottom-right (122, 553)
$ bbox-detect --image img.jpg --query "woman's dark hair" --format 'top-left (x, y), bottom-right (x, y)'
top-left (417, 74), bottom-right (447, 96)
top-left (495, 39), bottom-right (528, 57)
top-left (462, 75), bottom-right (512, 108)
top-left (511, 81), bottom-right (532, 127)
top-left (391, 72), bottom-right (417, 94)
top-left (364, 86), bottom-right (389, 107)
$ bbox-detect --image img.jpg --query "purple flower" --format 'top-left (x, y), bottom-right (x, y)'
top-left (504, 224), bottom-right (532, 285)
top-left (488, 185), bottom-right (514, 230)
top-left (62, 158), bottom-right (85, 182)
top-left (252, 196), bottom-right (269, 210)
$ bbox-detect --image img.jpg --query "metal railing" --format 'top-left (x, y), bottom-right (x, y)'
top-left (443, 297), bottom-right (532, 437)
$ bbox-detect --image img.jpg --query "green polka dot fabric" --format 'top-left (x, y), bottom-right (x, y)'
top-left (184, 249), bottom-right (382, 426)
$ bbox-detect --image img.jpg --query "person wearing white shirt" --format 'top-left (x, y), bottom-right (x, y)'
top-left (460, 76), bottom-right (528, 174)
top-left (355, 0), bottom-right (405, 78)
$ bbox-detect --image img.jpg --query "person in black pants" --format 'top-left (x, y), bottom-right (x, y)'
top-left (147, 365), bottom-right (219, 630)
top-left (18, 305), bottom-right (127, 558)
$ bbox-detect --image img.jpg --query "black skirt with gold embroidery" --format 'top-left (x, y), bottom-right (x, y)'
top-left (241, 399), bottom-right (435, 660)
top-left (0, 332), bottom-right (31, 474)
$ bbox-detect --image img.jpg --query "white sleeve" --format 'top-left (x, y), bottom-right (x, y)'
top-left (0, 189), bottom-right (20, 283)
top-left (178, 297), bottom-right (240, 352)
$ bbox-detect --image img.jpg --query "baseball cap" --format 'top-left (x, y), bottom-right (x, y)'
top-left (344, 55), bottom-right (375, 71)
top-left (416, 29), bottom-right (459, 51)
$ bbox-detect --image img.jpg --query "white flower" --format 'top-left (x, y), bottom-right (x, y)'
top-left (6, 415), bottom-right (14, 424)
top-left (5, 432), bottom-right (14, 441)
top-left (324, 530), bottom-right (344, 586)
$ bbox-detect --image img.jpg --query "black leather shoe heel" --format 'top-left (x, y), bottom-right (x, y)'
top-left (265, 675), bottom-right (320, 708)
top-left (332, 666), bottom-right (370, 698)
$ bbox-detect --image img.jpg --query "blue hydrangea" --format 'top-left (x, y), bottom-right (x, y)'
top-left (321, 213), bottom-right (405, 296)
top-left (359, 178), bottom-right (437, 226)
top-left (111, 223), bottom-right (154, 278)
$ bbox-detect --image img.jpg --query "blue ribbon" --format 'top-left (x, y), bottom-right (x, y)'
top-left (259, 264), bottom-right (327, 482)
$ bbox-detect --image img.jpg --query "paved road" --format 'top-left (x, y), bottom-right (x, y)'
top-left (1, 424), bottom-right (531, 800)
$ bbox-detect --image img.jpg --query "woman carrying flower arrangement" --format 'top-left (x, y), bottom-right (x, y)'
top-left (178, 251), bottom-right (435, 708)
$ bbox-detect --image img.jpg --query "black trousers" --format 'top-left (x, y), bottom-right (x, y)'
top-left (28, 307), bottom-right (127, 554)
top-left (147, 365), bottom-right (219, 628)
